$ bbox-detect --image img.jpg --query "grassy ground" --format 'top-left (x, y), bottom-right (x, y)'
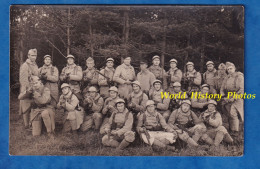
top-left (9, 94), bottom-right (243, 156)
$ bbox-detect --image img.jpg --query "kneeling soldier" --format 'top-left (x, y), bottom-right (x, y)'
top-left (137, 100), bottom-right (177, 151)
top-left (57, 83), bottom-right (84, 135)
top-left (168, 100), bottom-right (206, 147)
top-left (18, 76), bottom-right (55, 137)
top-left (102, 99), bottom-right (135, 150)
top-left (81, 86), bottom-right (104, 131)
top-left (200, 100), bottom-right (233, 147)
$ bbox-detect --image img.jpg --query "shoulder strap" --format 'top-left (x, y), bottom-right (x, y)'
top-left (124, 111), bottom-right (130, 123)
top-left (139, 92), bottom-right (144, 105)
top-left (51, 66), bottom-right (55, 76)
top-left (142, 113), bottom-right (147, 126)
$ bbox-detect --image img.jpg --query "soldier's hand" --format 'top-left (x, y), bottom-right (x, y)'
top-left (33, 91), bottom-right (41, 98)
top-left (111, 130), bottom-right (117, 135)
top-left (139, 127), bottom-right (145, 133)
top-left (125, 80), bottom-right (131, 85)
top-left (107, 105), bottom-right (114, 110)
top-left (105, 128), bottom-right (111, 134)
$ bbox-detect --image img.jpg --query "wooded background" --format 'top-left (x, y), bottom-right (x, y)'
top-left (10, 5), bottom-right (244, 93)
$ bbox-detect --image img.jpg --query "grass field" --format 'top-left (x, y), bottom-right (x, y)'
top-left (9, 94), bottom-right (244, 156)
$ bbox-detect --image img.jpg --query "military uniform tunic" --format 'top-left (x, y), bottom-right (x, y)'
top-left (148, 65), bottom-right (168, 90)
top-left (136, 69), bottom-right (156, 94)
top-left (98, 67), bottom-right (115, 98)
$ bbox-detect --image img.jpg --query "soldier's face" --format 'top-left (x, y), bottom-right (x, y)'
top-left (28, 54), bottom-right (37, 62)
top-left (109, 91), bottom-right (117, 99)
top-left (140, 64), bottom-right (147, 71)
top-left (153, 59), bottom-right (160, 66)
top-left (67, 58), bottom-right (74, 65)
top-left (207, 64), bottom-right (214, 71)
top-left (44, 57), bottom-right (51, 66)
top-left (89, 91), bottom-right (96, 98)
top-left (181, 103), bottom-right (190, 113)
top-left (106, 61), bottom-right (114, 68)
top-left (170, 62), bottom-right (177, 68)
top-left (116, 103), bottom-right (125, 112)
top-left (187, 65), bottom-right (194, 72)
top-left (87, 62), bottom-right (94, 69)
top-left (123, 57), bottom-right (131, 65)
top-left (132, 84), bottom-right (141, 93)
top-left (218, 69), bottom-right (226, 75)
top-left (173, 86), bottom-right (181, 93)
top-left (62, 87), bottom-right (70, 95)
top-left (32, 80), bottom-right (42, 90)
top-left (208, 104), bottom-right (216, 112)
top-left (201, 87), bottom-right (209, 94)
top-left (147, 104), bottom-right (155, 113)
top-left (154, 83), bottom-right (161, 91)
top-left (227, 67), bottom-right (235, 74)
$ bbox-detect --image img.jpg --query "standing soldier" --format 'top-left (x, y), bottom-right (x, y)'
top-left (168, 82), bottom-right (188, 112)
top-left (167, 58), bottom-right (182, 92)
top-left (168, 100), bottom-right (206, 147)
top-left (148, 80), bottom-right (171, 121)
top-left (182, 62), bottom-right (202, 95)
top-left (100, 86), bottom-right (120, 135)
top-left (113, 56), bottom-right (136, 99)
top-left (213, 63), bottom-right (227, 94)
top-left (137, 60), bottom-right (156, 95)
top-left (191, 84), bottom-right (210, 115)
top-left (60, 55), bottom-right (83, 100)
top-left (82, 57), bottom-right (99, 94)
top-left (39, 55), bottom-right (59, 107)
top-left (19, 49), bottom-right (39, 129)
top-left (81, 86), bottom-right (104, 132)
top-left (220, 62), bottom-right (244, 138)
top-left (98, 58), bottom-right (115, 98)
top-left (102, 98), bottom-right (135, 150)
top-left (148, 55), bottom-right (168, 90)
top-left (203, 61), bottom-right (217, 94)
top-left (136, 100), bottom-right (177, 152)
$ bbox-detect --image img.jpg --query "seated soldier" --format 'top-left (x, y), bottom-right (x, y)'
top-left (100, 86), bottom-right (120, 135)
top-left (18, 76), bottom-right (55, 138)
top-left (127, 81), bottom-right (148, 118)
top-left (168, 82), bottom-right (188, 112)
top-left (136, 100), bottom-right (177, 151)
top-left (200, 100), bottom-right (233, 147)
top-left (191, 84), bottom-right (210, 115)
top-left (57, 83), bottom-right (84, 136)
top-left (81, 86), bottom-right (104, 132)
top-left (168, 100), bottom-right (206, 147)
top-left (102, 99), bottom-right (135, 150)
top-left (148, 80), bottom-right (171, 121)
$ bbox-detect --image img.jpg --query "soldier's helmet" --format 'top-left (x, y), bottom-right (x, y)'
top-left (66, 55), bottom-right (75, 59)
top-left (201, 84), bottom-right (210, 89)
top-left (44, 55), bottom-right (52, 60)
top-left (170, 58), bottom-right (177, 63)
top-left (86, 57), bottom-right (94, 63)
top-left (206, 61), bottom-right (214, 66)
top-left (146, 100), bottom-right (155, 107)
top-left (186, 62), bottom-right (194, 66)
top-left (226, 62), bottom-right (235, 69)
top-left (109, 86), bottom-right (118, 93)
top-left (61, 83), bottom-right (70, 89)
top-left (208, 100), bottom-right (217, 106)
top-left (115, 98), bottom-right (125, 105)
top-left (173, 82), bottom-right (181, 87)
top-left (131, 81), bottom-right (141, 88)
top-left (88, 86), bottom-right (97, 92)
top-left (218, 63), bottom-right (226, 70)
top-left (181, 99), bottom-right (191, 106)
top-left (152, 79), bottom-right (162, 86)
top-left (106, 58), bottom-right (114, 62)
top-left (28, 49), bottom-right (37, 55)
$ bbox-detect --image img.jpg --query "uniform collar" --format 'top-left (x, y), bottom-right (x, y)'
top-left (140, 69), bottom-right (149, 74)
top-left (64, 91), bottom-right (73, 99)
top-left (26, 59), bottom-right (36, 65)
top-left (131, 90), bottom-right (143, 98)
top-left (67, 63), bottom-right (76, 68)
top-left (206, 69), bottom-right (216, 74)
top-left (170, 67), bottom-right (178, 71)
top-left (150, 65), bottom-right (161, 70)
top-left (178, 108), bottom-right (191, 117)
top-left (122, 63), bottom-right (132, 69)
top-left (93, 93), bottom-right (101, 101)
top-left (43, 64), bottom-right (53, 68)
top-left (105, 66), bottom-right (114, 72)
top-left (116, 108), bottom-right (129, 114)
top-left (145, 110), bottom-right (158, 117)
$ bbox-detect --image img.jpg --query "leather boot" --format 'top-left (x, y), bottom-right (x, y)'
top-left (224, 133), bottom-right (234, 143)
top-left (187, 138), bottom-right (199, 147)
top-left (118, 139), bottom-right (130, 150)
top-left (214, 131), bottom-right (225, 146)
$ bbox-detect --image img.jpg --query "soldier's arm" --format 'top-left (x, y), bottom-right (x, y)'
top-left (162, 69), bottom-right (168, 90)
top-left (90, 70), bottom-right (99, 85)
top-left (18, 90), bottom-right (31, 100)
top-left (149, 73), bottom-right (156, 90)
top-left (171, 69), bottom-right (182, 83)
top-left (117, 112), bottom-right (133, 136)
top-left (191, 111), bottom-right (202, 124)
top-left (34, 88), bottom-right (51, 105)
top-left (60, 68), bottom-right (66, 81)
top-left (92, 97), bottom-right (104, 113)
top-left (70, 66), bottom-right (83, 81)
top-left (65, 95), bottom-right (79, 111)
top-left (135, 93), bottom-right (148, 112)
top-left (57, 95), bottom-right (64, 109)
top-left (157, 97), bottom-right (170, 111)
top-left (98, 69), bottom-right (108, 86)
top-left (102, 99), bottom-right (110, 115)
top-left (19, 63), bottom-right (30, 91)
top-left (167, 110), bottom-right (178, 130)
top-left (209, 112), bottom-right (222, 128)
top-left (236, 73), bottom-right (244, 94)
top-left (113, 66), bottom-right (126, 84)
top-left (106, 112), bottom-right (115, 130)
top-left (193, 72), bottom-right (202, 86)
top-left (136, 113), bottom-right (144, 133)
top-left (191, 98), bottom-right (207, 109)
top-left (47, 67), bottom-right (59, 82)
top-left (158, 113), bottom-right (173, 132)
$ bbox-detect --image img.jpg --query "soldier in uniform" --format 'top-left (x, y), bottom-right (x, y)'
top-left (148, 80), bottom-right (171, 121)
top-left (98, 58), bottom-right (115, 98)
top-left (167, 58), bottom-right (182, 92)
top-left (82, 57), bottom-right (99, 94)
top-left (100, 86), bottom-right (120, 135)
top-left (136, 100), bottom-right (177, 151)
top-left (81, 86), bottom-right (104, 132)
top-left (199, 100), bottom-right (233, 147)
top-left (168, 82), bottom-right (188, 112)
top-left (148, 55), bottom-right (168, 90)
top-left (220, 62), bottom-right (244, 137)
top-left (168, 100), bottom-right (206, 147)
top-left (113, 56), bottom-right (136, 99)
top-left (213, 63), bottom-right (227, 94)
top-left (182, 62), bottom-right (202, 95)
top-left (203, 61), bottom-right (217, 94)
top-left (102, 98), bottom-right (135, 150)
top-left (19, 49), bottom-right (39, 129)
top-left (136, 60), bottom-right (156, 95)
top-left (39, 55), bottom-right (59, 107)
top-left (60, 55), bottom-right (83, 101)
top-left (57, 83), bottom-right (84, 136)
top-left (18, 76), bottom-right (55, 137)
top-left (191, 84), bottom-right (210, 115)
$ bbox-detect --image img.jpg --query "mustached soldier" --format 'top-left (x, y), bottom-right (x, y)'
top-left (203, 61), bottom-right (217, 94)
top-left (102, 99), bottom-right (135, 150)
top-left (19, 49), bottom-right (39, 129)
top-left (39, 55), bottom-right (59, 107)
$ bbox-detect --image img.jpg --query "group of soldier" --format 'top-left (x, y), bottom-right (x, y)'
top-left (18, 48), bottom-right (244, 152)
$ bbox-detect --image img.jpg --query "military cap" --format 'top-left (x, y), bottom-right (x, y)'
top-left (186, 62), bottom-right (194, 66)
top-left (170, 59), bottom-right (177, 63)
top-left (218, 63), bottom-right (226, 70)
top-left (86, 57), bottom-right (94, 63)
top-left (206, 61), bottom-right (214, 66)
top-left (88, 86), bottom-right (97, 92)
top-left (131, 81), bottom-right (141, 88)
top-left (115, 98), bottom-right (125, 104)
top-left (67, 55), bottom-right (75, 59)
top-left (201, 84), bottom-right (210, 89)
top-left (181, 100), bottom-right (191, 105)
top-left (140, 60), bottom-right (148, 65)
top-left (106, 58), bottom-right (114, 62)
top-left (152, 79), bottom-right (162, 85)
top-left (28, 49), bottom-right (37, 55)
top-left (44, 55), bottom-right (51, 59)
top-left (152, 55), bottom-right (160, 60)
top-left (208, 100), bottom-right (217, 106)
top-left (61, 83), bottom-right (70, 89)
top-left (146, 100), bottom-right (155, 107)
top-left (109, 86), bottom-right (118, 92)
top-left (226, 62), bottom-right (235, 69)
top-left (173, 82), bottom-right (181, 87)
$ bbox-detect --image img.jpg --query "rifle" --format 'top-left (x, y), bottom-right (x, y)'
top-left (143, 128), bottom-right (152, 146)
top-left (176, 124), bottom-right (193, 137)
top-left (64, 73), bottom-right (70, 83)
top-left (40, 72), bottom-right (48, 84)
top-left (95, 70), bottom-right (114, 87)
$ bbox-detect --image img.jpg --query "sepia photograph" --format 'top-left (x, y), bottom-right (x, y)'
top-left (10, 5), bottom-right (244, 156)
